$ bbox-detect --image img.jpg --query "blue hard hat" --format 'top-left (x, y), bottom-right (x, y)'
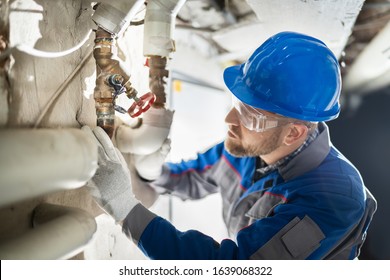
top-left (223, 31), bottom-right (341, 122)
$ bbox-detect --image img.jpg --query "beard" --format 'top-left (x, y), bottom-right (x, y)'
top-left (225, 126), bottom-right (283, 157)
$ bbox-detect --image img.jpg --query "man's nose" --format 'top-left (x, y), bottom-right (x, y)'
top-left (225, 108), bottom-right (240, 126)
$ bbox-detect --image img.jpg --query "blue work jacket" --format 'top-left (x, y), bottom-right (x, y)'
top-left (122, 123), bottom-right (376, 259)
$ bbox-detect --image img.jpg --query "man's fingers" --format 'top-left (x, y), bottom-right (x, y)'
top-left (92, 126), bottom-right (120, 163)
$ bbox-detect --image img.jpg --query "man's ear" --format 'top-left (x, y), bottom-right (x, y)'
top-left (283, 123), bottom-right (308, 146)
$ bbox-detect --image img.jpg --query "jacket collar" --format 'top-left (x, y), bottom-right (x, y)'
top-left (278, 122), bottom-right (331, 181)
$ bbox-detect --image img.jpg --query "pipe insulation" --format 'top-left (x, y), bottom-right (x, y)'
top-left (92, 0), bottom-right (145, 36)
top-left (343, 21), bottom-right (390, 95)
top-left (0, 129), bottom-right (98, 207)
top-left (115, 107), bottom-right (174, 155)
top-left (143, 0), bottom-right (187, 57)
top-left (0, 203), bottom-right (97, 260)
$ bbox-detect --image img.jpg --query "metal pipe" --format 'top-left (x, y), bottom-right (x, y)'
top-left (93, 28), bottom-right (118, 138)
top-left (148, 55), bottom-right (169, 107)
top-left (93, 27), bottom-right (140, 137)
top-left (0, 203), bottom-right (97, 260)
top-left (0, 128), bottom-right (97, 207)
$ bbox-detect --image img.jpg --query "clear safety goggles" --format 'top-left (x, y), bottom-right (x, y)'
top-left (232, 96), bottom-right (288, 132)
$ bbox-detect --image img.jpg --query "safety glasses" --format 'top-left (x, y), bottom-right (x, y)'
top-left (232, 96), bottom-right (289, 132)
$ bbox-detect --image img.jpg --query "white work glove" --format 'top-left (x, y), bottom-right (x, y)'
top-left (82, 126), bottom-right (139, 222)
top-left (125, 153), bottom-right (159, 207)
top-left (133, 138), bottom-right (171, 181)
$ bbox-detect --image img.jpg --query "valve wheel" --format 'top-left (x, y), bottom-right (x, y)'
top-left (127, 92), bottom-right (156, 118)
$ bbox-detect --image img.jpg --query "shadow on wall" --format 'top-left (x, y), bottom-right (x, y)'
top-left (328, 88), bottom-right (390, 260)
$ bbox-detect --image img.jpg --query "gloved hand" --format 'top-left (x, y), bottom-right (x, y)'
top-left (125, 153), bottom-right (159, 207)
top-left (82, 126), bottom-right (139, 222)
top-left (133, 138), bottom-right (171, 181)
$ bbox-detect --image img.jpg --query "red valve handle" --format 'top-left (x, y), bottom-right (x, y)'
top-left (127, 92), bottom-right (156, 118)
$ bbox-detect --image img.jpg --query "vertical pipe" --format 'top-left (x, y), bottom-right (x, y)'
top-left (143, 0), bottom-right (187, 108)
top-left (93, 28), bottom-right (117, 138)
top-left (0, 0), bottom-right (10, 126)
top-left (148, 55), bottom-right (169, 107)
top-left (93, 27), bottom-right (141, 137)
top-left (143, 0), bottom-right (187, 57)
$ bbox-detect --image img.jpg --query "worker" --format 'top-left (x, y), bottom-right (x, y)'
top-left (83, 31), bottom-right (377, 260)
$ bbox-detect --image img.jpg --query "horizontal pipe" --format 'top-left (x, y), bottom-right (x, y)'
top-left (0, 128), bottom-right (98, 207)
top-left (343, 21), bottom-right (390, 95)
top-left (0, 203), bottom-right (97, 259)
top-left (116, 124), bottom-right (169, 154)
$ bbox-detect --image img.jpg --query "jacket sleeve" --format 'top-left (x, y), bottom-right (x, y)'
top-left (122, 203), bottom-right (241, 260)
top-left (150, 142), bottom-right (225, 200)
top-left (122, 187), bottom-right (366, 260)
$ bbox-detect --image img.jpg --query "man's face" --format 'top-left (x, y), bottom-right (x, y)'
top-left (224, 106), bottom-right (285, 157)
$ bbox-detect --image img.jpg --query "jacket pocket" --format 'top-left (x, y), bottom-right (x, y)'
top-left (250, 215), bottom-right (325, 260)
top-left (246, 192), bottom-right (286, 221)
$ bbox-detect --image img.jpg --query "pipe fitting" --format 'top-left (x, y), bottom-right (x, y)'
top-left (93, 28), bottom-right (139, 137)
top-left (115, 107), bottom-right (174, 155)
top-left (93, 28), bottom-right (155, 135)
top-left (92, 0), bottom-right (145, 36)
